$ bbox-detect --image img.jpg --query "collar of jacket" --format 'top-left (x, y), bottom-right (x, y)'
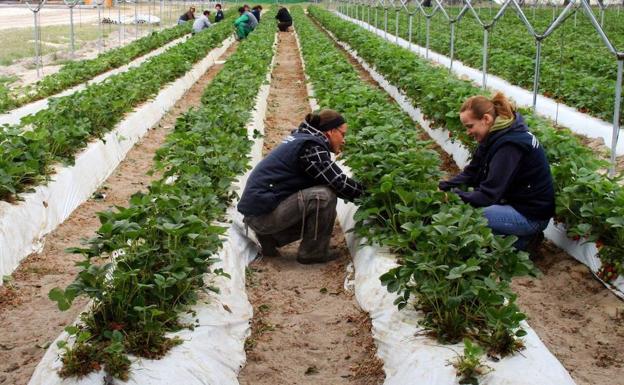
top-left (293, 122), bottom-right (330, 146)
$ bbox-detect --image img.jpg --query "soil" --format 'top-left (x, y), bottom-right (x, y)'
top-left (0, 25), bottom-right (163, 89)
top-left (313, 12), bottom-right (624, 385)
top-left (237, 30), bottom-right (384, 385)
top-left (512, 242), bottom-right (624, 385)
top-left (0, 41), bottom-right (239, 385)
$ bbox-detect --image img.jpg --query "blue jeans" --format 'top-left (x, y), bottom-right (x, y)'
top-left (482, 205), bottom-right (549, 250)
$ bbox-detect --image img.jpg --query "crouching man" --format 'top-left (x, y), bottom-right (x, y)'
top-left (238, 110), bottom-right (364, 264)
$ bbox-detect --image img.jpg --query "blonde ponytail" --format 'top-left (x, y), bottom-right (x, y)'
top-left (460, 92), bottom-right (514, 120)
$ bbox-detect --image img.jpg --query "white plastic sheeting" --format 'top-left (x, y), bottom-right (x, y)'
top-left (127, 14), bottom-right (161, 25)
top-left (319, 20), bottom-right (624, 298)
top-left (28, 221), bottom-right (257, 385)
top-left (335, 12), bottom-right (624, 156)
top-left (28, 34), bottom-right (278, 385)
top-left (0, 35), bottom-right (190, 127)
top-left (336, 199), bottom-right (577, 385)
top-left (0, 36), bottom-right (235, 280)
top-left (545, 222), bottom-right (624, 299)
top-left (303, 21), bottom-right (577, 384)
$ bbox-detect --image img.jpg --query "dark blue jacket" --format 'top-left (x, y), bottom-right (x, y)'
top-left (238, 131), bottom-right (329, 217)
top-left (215, 10), bottom-right (224, 22)
top-left (251, 9), bottom-right (261, 22)
top-left (439, 113), bottom-right (555, 220)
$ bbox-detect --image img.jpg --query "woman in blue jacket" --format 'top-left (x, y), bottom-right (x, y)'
top-left (439, 93), bottom-right (555, 251)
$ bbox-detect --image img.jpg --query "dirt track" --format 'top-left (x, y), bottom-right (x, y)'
top-left (237, 29), bottom-right (384, 385)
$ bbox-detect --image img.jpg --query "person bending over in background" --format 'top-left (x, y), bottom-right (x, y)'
top-left (192, 10), bottom-right (212, 34)
top-left (251, 5), bottom-right (263, 22)
top-left (439, 93), bottom-right (555, 254)
top-left (178, 6), bottom-right (195, 25)
top-left (215, 3), bottom-right (224, 22)
top-left (276, 6), bottom-right (293, 32)
top-left (243, 4), bottom-right (259, 28)
top-left (234, 7), bottom-right (255, 40)
top-left (238, 110), bottom-right (364, 264)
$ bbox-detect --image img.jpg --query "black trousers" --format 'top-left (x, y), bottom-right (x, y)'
top-left (278, 21), bottom-right (292, 32)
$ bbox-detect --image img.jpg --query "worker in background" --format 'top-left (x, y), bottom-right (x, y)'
top-left (251, 5), bottom-right (263, 23)
top-left (276, 6), bottom-right (292, 32)
top-left (192, 10), bottom-right (212, 34)
top-left (439, 93), bottom-right (555, 255)
top-left (177, 6), bottom-right (195, 25)
top-left (215, 3), bottom-right (225, 22)
top-left (243, 4), bottom-right (259, 29)
top-left (238, 110), bottom-right (365, 264)
top-left (234, 7), bottom-right (258, 40)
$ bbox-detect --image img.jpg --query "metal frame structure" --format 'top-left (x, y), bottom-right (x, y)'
top-left (337, 0), bottom-right (624, 175)
top-left (63, 0), bottom-right (81, 58)
top-left (25, 0), bottom-right (47, 78)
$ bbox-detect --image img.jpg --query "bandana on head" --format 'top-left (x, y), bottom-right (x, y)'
top-left (317, 116), bottom-right (346, 132)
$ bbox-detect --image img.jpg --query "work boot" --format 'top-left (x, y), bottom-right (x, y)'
top-left (257, 234), bottom-right (280, 258)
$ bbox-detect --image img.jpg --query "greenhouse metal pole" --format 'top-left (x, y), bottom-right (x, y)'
top-left (384, 8), bottom-right (388, 39)
top-left (532, 39), bottom-right (542, 109)
top-left (69, 6), bottom-right (75, 56)
top-left (118, 0), bottom-right (123, 44)
top-left (34, 12), bottom-right (41, 77)
top-left (96, 0), bottom-right (104, 53)
top-left (135, 0), bottom-right (139, 39)
top-left (395, 10), bottom-right (399, 42)
top-left (375, 6), bottom-right (378, 28)
top-left (482, 27), bottom-right (489, 89)
top-left (610, 59), bottom-right (623, 176)
top-left (149, 0), bottom-right (153, 34)
top-left (425, 16), bottom-right (430, 59)
top-left (63, 0), bottom-right (80, 58)
top-left (450, 21), bottom-right (455, 70)
top-left (26, 0), bottom-right (47, 78)
top-left (408, 13), bottom-right (413, 48)
top-left (160, 0), bottom-right (163, 30)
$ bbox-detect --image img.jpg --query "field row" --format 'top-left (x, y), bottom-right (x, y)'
top-left (345, 4), bottom-right (624, 124)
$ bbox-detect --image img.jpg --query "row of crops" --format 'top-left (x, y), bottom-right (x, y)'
top-left (6, 4), bottom-right (616, 384)
top-left (45, 15), bottom-right (276, 380)
top-left (0, 19), bottom-right (235, 202)
top-left (344, 4), bottom-right (624, 124)
top-left (294, 8), bottom-right (534, 380)
top-left (0, 21), bottom-right (196, 114)
top-left (317, 6), bottom-right (624, 280)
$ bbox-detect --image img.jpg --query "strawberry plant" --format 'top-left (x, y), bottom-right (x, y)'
top-left (451, 338), bottom-right (492, 385)
top-left (310, 6), bottom-right (624, 280)
top-left (47, 15), bottom-right (276, 380)
top-left (345, 5), bottom-right (624, 124)
top-left (295, 7), bottom-right (534, 361)
top-left (0, 22), bottom-right (194, 113)
top-left (0, 19), bottom-right (234, 201)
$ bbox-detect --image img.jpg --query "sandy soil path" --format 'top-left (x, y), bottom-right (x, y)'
top-left (237, 30), bottom-right (384, 385)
